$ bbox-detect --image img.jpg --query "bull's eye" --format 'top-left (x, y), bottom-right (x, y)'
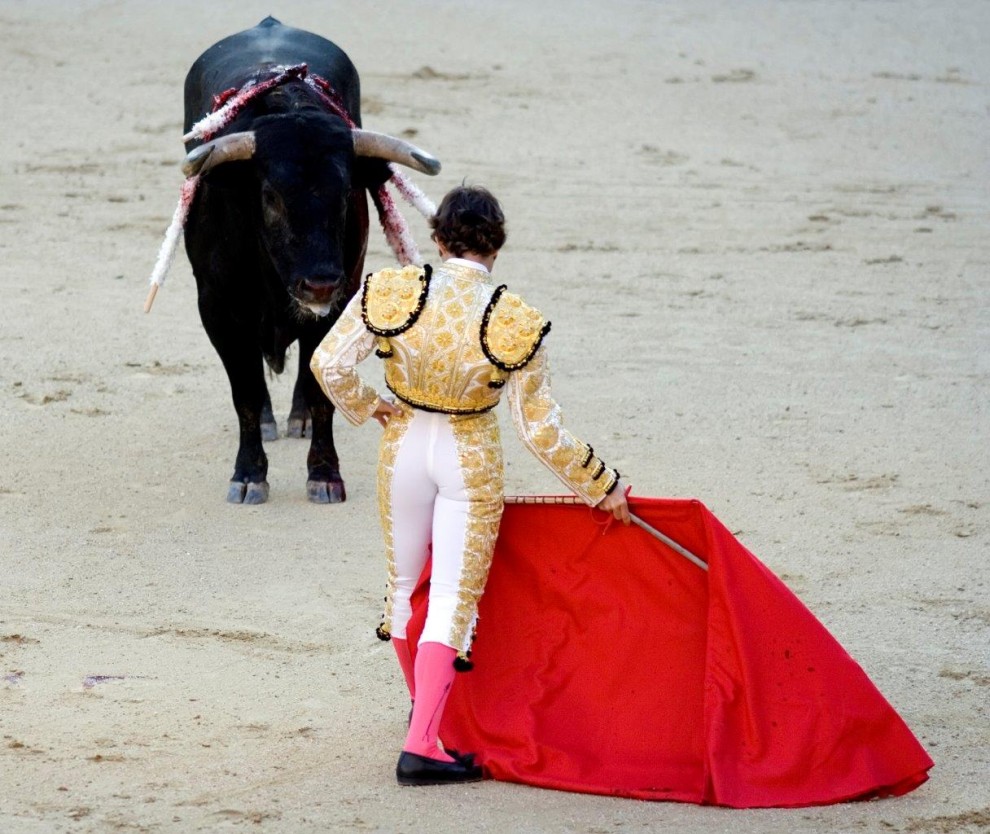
top-left (261, 185), bottom-right (286, 221)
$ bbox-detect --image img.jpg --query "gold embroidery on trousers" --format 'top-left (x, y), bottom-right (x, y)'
top-left (448, 412), bottom-right (504, 653)
top-left (376, 407), bottom-right (413, 635)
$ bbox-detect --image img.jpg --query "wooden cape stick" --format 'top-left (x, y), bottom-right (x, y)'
top-left (504, 495), bottom-right (709, 572)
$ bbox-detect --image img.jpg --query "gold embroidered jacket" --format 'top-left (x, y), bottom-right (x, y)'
top-left (310, 262), bottom-right (619, 505)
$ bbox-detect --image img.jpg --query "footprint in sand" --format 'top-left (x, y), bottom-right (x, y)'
top-left (639, 145), bottom-right (689, 166)
top-left (711, 68), bottom-right (756, 83)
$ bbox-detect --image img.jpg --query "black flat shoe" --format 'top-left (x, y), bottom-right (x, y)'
top-left (396, 751), bottom-right (483, 786)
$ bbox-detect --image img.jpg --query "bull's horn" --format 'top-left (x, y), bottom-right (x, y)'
top-left (181, 132), bottom-right (257, 177)
top-left (351, 129), bottom-right (441, 176)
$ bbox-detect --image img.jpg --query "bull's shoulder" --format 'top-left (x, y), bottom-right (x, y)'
top-left (481, 285), bottom-right (551, 371)
top-left (361, 264), bottom-right (432, 336)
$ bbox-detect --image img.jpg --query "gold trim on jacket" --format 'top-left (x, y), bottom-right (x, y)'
top-left (362, 264), bottom-right (431, 336)
top-left (481, 286), bottom-right (551, 371)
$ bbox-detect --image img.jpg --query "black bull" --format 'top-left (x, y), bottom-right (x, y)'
top-left (180, 17), bottom-right (439, 504)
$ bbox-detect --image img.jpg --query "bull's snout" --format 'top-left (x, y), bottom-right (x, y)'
top-left (296, 268), bottom-right (346, 304)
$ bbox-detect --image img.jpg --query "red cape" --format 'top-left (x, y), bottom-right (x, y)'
top-left (407, 497), bottom-right (932, 807)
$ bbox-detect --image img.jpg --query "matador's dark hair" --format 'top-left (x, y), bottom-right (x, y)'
top-left (429, 185), bottom-right (507, 257)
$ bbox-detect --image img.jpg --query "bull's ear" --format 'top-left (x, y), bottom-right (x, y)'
top-left (182, 132), bottom-right (257, 177)
top-left (351, 129), bottom-right (441, 176)
top-left (352, 156), bottom-right (392, 192)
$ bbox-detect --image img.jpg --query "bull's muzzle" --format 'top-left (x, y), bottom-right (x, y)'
top-left (297, 270), bottom-right (346, 305)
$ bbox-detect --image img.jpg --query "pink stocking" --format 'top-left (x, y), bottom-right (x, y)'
top-left (403, 641), bottom-right (457, 762)
top-left (392, 637), bottom-right (416, 700)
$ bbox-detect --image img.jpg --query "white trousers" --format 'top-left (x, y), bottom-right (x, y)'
top-left (380, 407), bottom-right (504, 653)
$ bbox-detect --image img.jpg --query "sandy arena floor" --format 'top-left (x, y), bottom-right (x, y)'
top-left (1, 1), bottom-right (987, 831)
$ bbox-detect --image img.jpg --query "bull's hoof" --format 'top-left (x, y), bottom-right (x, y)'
top-left (227, 480), bottom-right (271, 504)
top-left (287, 415), bottom-right (309, 439)
top-left (307, 479), bottom-right (346, 504)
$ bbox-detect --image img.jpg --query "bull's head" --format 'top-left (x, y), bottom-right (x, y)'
top-left (182, 113), bottom-right (440, 317)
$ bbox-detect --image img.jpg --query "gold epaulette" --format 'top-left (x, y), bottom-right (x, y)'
top-left (480, 286), bottom-right (551, 383)
top-left (361, 264), bottom-right (431, 337)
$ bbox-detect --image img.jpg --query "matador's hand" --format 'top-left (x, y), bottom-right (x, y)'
top-left (373, 398), bottom-right (401, 427)
top-left (598, 480), bottom-right (631, 525)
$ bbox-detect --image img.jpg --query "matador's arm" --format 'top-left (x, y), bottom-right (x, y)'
top-left (506, 346), bottom-right (619, 506)
top-left (310, 288), bottom-right (381, 426)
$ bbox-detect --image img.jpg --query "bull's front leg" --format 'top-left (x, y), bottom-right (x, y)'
top-left (306, 396), bottom-right (345, 504)
top-left (229, 388), bottom-right (271, 504)
top-left (297, 334), bottom-right (345, 504)
top-left (199, 304), bottom-right (272, 504)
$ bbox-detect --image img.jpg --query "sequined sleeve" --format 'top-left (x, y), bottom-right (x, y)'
top-left (506, 346), bottom-right (619, 506)
top-left (310, 290), bottom-right (381, 426)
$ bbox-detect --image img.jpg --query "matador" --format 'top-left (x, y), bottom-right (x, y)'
top-left (310, 186), bottom-right (627, 785)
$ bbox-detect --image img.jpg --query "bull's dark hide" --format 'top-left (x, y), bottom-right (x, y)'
top-left (180, 17), bottom-right (421, 505)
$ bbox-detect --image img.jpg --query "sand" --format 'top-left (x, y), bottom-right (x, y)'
top-left (1, 0), bottom-right (987, 831)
